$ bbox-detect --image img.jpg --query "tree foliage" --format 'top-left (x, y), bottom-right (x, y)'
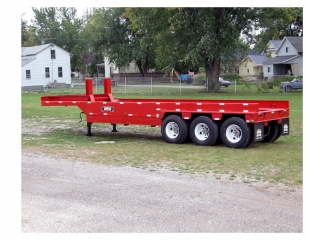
top-left (84, 8), bottom-right (157, 77)
top-left (21, 19), bottom-right (39, 47)
top-left (253, 7), bottom-right (303, 51)
top-left (126, 7), bottom-right (255, 92)
top-left (27, 7), bottom-right (84, 69)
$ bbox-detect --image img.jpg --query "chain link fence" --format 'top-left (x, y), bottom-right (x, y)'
top-left (22, 75), bottom-right (301, 95)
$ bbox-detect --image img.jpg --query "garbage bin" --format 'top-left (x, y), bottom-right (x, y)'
top-left (186, 76), bottom-right (192, 84)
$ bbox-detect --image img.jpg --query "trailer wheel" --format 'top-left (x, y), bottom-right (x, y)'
top-left (273, 124), bottom-right (283, 142)
top-left (190, 116), bottom-right (218, 146)
top-left (161, 115), bottom-right (188, 144)
top-left (220, 117), bottom-right (251, 148)
top-left (244, 124), bottom-right (254, 148)
top-left (184, 121), bottom-right (192, 143)
top-left (213, 121), bottom-right (222, 145)
top-left (263, 122), bottom-right (279, 142)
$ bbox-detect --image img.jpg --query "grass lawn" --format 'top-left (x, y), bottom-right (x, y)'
top-left (21, 85), bottom-right (303, 188)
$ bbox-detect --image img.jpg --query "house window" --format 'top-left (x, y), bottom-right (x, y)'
top-left (45, 67), bottom-right (50, 78)
top-left (58, 67), bottom-right (63, 77)
top-left (286, 47), bottom-right (289, 53)
top-left (247, 68), bottom-right (249, 73)
top-left (51, 50), bottom-right (56, 59)
top-left (268, 67), bottom-right (270, 73)
top-left (26, 70), bottom-right (31, 79)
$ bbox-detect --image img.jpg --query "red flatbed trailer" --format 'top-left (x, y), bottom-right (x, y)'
top-left (41, 78), bottom-right (290, 148)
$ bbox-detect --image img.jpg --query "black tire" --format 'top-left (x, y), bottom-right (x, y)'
top-left (263, 121), bottom-right (280, 142)
top-left (213, 121), bottom-right (223, 145)
top-left (220, 117), bottom-right (252, 148)
top-left (273, 124), bottom-right (283, 142)
top-left (189, 116), bottom-right (219, 146)
top-left (161, 115), bottom-right (188, 144)
top-left (183, 121), bottom-right (192, 143)
top-left (244, 123), bottom-right (254, 148)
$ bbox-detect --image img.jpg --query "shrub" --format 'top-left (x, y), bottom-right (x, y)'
top-left (193, 74), bottom-right (207, 86)
top-left (270, 75), bottom-right (295, 86)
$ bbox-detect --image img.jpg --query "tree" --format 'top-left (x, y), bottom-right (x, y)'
top-left (31, 7), bottom-right (84, 70)
top-left (32, 7), bottom-right (60, 44)
top-left (21, 19), bottom-right (28, 45)
top-left (127, 8), bottom-right (254, 92)
top-left (85, 8), bottom-right (157, 77)
top-left (21, 19), bottom-right (40, 46)
top-left (126, 7), bottom-right (197, 74)
top-left (58, 8), bottom-right (84, 69)
top-left (253, 7), bottom-right (303, 51)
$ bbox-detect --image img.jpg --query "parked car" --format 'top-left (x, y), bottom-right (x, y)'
top-left (202, 77), bottom-right (231, 88)
top-left (280, 78), bottom-right (303, 92)
top-left (219, 77), bottom-right (231, 87)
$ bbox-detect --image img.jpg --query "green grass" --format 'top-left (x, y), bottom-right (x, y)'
top-left (21, 86), bottom-right (303, 188)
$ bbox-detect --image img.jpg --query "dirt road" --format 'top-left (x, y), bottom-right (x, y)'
top-left (21, 152), bottom-right (302, 233)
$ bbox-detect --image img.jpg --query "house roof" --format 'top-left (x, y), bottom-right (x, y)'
top-left (263, 55), bottom-right (299, 64)
top-left (276, 36), bottom-right (303, 54)
top-left (248, 55), bottom-right (269, 65)
top-left (96, 63), bottom-right (105, 67)
top-left (239, 54), bottom-right (269, 66)
top-left (21, 57), bottom-right (36, 67)
top-left (21, 43), bottom-right (70, 57)
top-left (21, 44), bottom-right (55, 57)
top-left (269, 40), bottom-right (282, 49)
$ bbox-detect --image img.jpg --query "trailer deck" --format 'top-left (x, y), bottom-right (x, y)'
top-left (41, 78), bottom-right (290, 148)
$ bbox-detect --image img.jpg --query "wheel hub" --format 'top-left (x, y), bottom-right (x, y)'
top-left (226, 124), bottom-right (242, 143)
top-left (166, 122), bottom-right (179, 139)
top-left (195, 123), bottom-right (210, 140)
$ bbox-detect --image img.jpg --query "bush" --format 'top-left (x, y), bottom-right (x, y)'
top-left (270, 76), bottom-right (296, 86)
top-left (193, 74), bottom-right (207, 85)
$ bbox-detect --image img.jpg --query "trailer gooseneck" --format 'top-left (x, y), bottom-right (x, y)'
top-left (41, 78), bottom-right (290, 148)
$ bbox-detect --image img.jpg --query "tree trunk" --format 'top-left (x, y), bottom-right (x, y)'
top-left (136, 59), bottom-right (145, 77)
top-left (143, 55), bottom-right (149, 75)
top-left (204, 57), bottom-right (220, 92)
top-left (203, 8), bottom-right (222, 93)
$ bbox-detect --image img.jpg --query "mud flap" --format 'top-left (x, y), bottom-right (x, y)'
top-left (281, 118), bottom-right (289, 135)
top-left (253, 122), bottom-right (264, 142)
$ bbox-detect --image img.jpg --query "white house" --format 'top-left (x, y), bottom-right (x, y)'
top-left (103, 56), bottom-right (139, 78)
top-left (21, 43), bottom-right (71, 90)
top-left (263, 36), bottom-right (303, 79)
top-left (265, 40), bottom-right (282, 58)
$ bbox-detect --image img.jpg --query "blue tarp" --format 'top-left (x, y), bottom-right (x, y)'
top-left (180, 74), bottom-right (193, 82)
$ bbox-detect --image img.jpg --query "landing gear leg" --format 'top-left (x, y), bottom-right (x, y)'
top-left (112, 124), bottom-right (118, 132)
top-left (86, 122), bottom-right (93, 136)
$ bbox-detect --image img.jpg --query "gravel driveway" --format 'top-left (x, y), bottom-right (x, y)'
top-left (21, 152), bottom-right (302, 233)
